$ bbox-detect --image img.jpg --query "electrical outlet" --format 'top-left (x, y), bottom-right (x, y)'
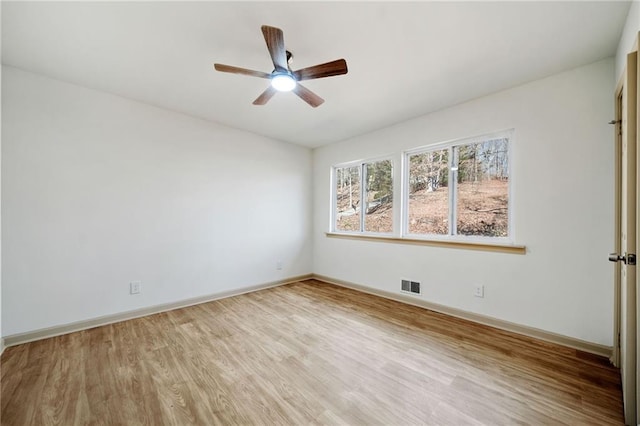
top-left (474, 284), bottom-right (484, 298)
top-left (130, 281), bottom-right (141, 295)
top-left (276, 261), bottom-right (283, 270)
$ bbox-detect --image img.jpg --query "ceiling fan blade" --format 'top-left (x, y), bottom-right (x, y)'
top-left (293, 83), bottom-right (324, 108)
top-left (293, 59), bottom-right (348, 81)
top-left (214, 64), bottom-right (271, 79)
top-left (261, 25), bottom-right (288, 72)
top-left (253, 86), bottom-right (278, 105)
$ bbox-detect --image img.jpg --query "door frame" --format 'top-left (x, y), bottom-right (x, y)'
top-left (613, 77), bottom-right (622, 369)
top-left (613, 43), bottom-right (639, 426)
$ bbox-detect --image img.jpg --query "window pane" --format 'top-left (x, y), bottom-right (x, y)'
top-left (456, 138), bottom-right (509, 237)
top-left (335, 166), bottom-right (361, 231)
top-left (364, 160), bottom-right (393, 233)
top-left (408, 149), bottom-right (449, 235)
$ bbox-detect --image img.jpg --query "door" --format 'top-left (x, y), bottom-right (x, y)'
top-left (611, 50), bottom-right (638, 426)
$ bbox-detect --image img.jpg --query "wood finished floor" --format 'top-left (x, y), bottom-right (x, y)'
top-left (1, 280), bottom-right (623, 425)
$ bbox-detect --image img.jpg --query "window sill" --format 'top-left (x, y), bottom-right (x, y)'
top-left (325, 232), bottom-right (526, 255)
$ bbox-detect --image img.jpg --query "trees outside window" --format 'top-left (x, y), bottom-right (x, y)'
top-left (408, 149), bottom-right (449, 235)
top-left (335, 165), bottom-right (361, 232)
top-left (334, 159), bottom-right (393, 234)
top-left (331, 130), bottom-right (511, 241)
top-left (406, 131), bottom-right (511, 239)
top-left (456, 138), bottom-right (509, 237)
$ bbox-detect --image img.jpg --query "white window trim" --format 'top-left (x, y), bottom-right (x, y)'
top-left (331, 155), bottom-right (395, 236)
top-left (401, 129), bottom-right (515, 243)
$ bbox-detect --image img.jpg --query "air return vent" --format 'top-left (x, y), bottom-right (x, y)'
top-left (401, 280), bottom-right (421, 294)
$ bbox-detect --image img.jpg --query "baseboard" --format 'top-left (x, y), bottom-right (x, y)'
top-left (311, 274), bottom-right (612, 358)
top-left (5, 272), bottom-right (611, 359)
top-left (3, 274), bottom-right (313, 348)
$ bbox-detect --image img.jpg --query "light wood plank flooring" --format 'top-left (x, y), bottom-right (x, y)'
top-left (1, 279), bottom-right (623, 425)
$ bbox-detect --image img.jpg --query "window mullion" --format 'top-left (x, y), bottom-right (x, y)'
top-left (331, 167), bottom-right (340, 232)
top-left (449, 146), bottom-right (457, 236)
top-left (360, 163), bottom-right (366, 232)
top-left (401, 153), bottom-right (408, 236)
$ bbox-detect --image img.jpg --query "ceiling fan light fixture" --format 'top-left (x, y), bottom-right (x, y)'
top-left (271, 73), bottom-right (296, 92)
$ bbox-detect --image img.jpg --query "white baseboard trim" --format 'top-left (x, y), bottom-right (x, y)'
top-left (4, 274), bottom-right (312, 348)
top-left (4, 273), bottom-right (611, 359)
top-left (311, 274), bottom-right (612, 359)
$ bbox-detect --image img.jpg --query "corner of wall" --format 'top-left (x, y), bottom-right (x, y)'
top-left (615, 0), bottom-right (640, 81)
top-left (2, 67), bottom-right (314, 336)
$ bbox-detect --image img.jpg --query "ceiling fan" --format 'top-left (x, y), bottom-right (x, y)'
top-left (214, 25), bottom-right (348, 108)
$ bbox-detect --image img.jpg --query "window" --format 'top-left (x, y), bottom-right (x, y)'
top-left (407, 148), bottom-right (449, 235)
top-left (405, 130), bottom-right (511, 239)
top-left (329, 130), bottom-right (513, 246)
top-left (334, 159), bottom-right (393, 233)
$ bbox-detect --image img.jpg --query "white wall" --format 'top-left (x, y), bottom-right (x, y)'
top-left (616, 0), bottom-right (640, 81)
top-left (313, 59), bottom-right (615, 346)
top-left (0, 58), bottom-right (617, 346)
top-left (2, 66), bottom-right (312, 336)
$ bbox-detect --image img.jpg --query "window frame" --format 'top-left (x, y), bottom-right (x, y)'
top-left (402, 129), bottom-right (514, 244)
top-left (331, 156), bottom-right (395, 236)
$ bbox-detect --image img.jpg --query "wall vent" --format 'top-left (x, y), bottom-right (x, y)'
top-left (401, 280), bottom-right (420, 294)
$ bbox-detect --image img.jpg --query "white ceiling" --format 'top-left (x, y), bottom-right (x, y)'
top-left (1, 1), bottom-right (631, 148)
